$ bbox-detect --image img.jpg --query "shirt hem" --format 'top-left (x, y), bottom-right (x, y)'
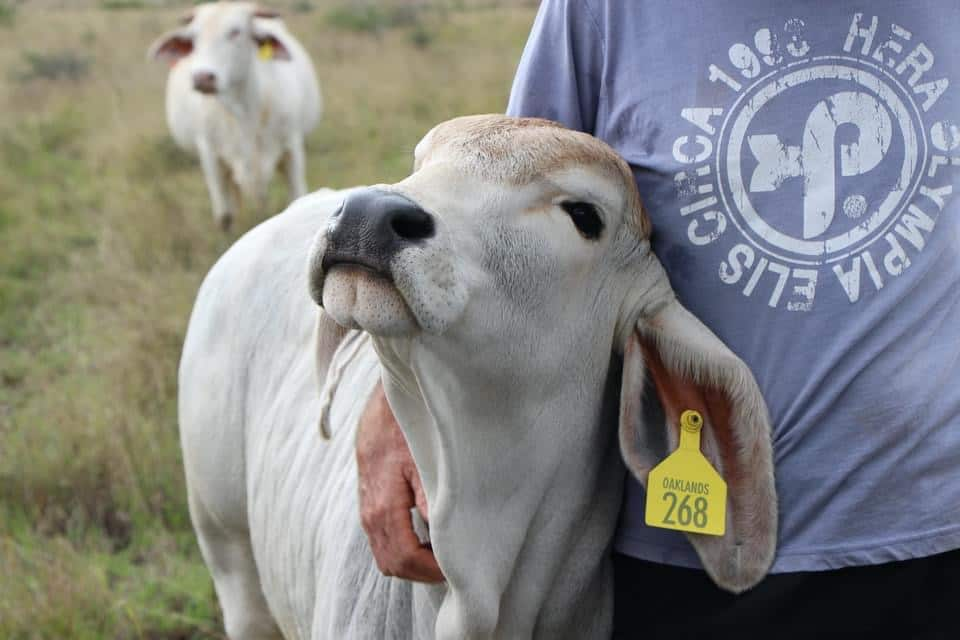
top-left (614, 524), bottom-right (960, 573)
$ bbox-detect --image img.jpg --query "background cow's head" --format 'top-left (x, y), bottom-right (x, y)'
top-left (148, 2), bottom-right (289, 95)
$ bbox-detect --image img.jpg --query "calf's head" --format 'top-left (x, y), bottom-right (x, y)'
top-left (309, 115), bottom-right (777, 593)
top-left (148, 2), bottom-right (289, 95)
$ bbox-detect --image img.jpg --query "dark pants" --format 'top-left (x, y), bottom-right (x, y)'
top-left (613, 549), bottom-right (960, 639)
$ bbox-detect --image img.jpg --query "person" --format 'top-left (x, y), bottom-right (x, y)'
top-left (356, 1), bottom-right (960, 636)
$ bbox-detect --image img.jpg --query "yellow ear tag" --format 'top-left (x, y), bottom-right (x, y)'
top-left (258, 41), bottom-right (274, 61)
top-left (644, 410), bottom-right (726, 536)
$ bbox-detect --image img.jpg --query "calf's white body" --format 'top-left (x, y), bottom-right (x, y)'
top-left (178, 116), bottom-right (777, 639)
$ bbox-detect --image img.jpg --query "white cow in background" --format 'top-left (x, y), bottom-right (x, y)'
top-left (178, 115), bottom-right (778, 639)
top-left (149, 2), bottom-right (321, 230)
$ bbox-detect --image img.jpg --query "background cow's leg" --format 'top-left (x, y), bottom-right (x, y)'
top-left (188, 493), bottom-right (282, 640)
top-left (284, 135), bottom-right (308, 200)
top-left (224, 167), bottom-right (243, 226)
top-left (197, 140), bottom-right (234, 230)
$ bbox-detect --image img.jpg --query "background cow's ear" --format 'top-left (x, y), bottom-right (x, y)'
top-left (147, 29), bottom-right (193, 65)
top-left (252, 32), bottom-right (291, 61)
top-left (618, 299), bottom-right (777, 593)
top-left (253, 7), bottom-right (281, 19)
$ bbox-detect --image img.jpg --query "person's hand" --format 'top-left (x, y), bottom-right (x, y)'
top-left (356, 381), bottom-right (444, 583)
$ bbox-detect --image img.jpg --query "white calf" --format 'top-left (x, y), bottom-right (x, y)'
top-left (178, 115), bottom-right (777, 639)
top-left (149, 2), bottom-right (321, 230)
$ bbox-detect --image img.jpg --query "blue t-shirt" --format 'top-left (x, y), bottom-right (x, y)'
top-left (508, 0), bottom-right (960, 572)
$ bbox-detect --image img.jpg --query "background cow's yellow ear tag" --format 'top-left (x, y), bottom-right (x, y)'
top-left (258, 41), bottom-right (274, 61)
top-left (644, 410), bottom-right (726, 536)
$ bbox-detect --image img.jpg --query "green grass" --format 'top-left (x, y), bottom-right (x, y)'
top-left (326, 4), bottom-right (422, 33)
top-left (0, 1), bottom-right (535, 637)
top-left (13, 50), bottom-right (91, 82)
top-left (0, 3), bottom-right (15, 29)
top-left (100, 0), bottom-right (146, 9)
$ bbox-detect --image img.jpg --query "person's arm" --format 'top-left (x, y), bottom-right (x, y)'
top-left (357, 382), bottom-right (443, 583)
top-left (356, 0), bottom-right (604, 583)
top-left (506, 0), bottom-right (604, 133)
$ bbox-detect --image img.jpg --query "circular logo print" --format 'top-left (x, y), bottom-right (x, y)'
top-left (716, 56), bottom-right (927, 265)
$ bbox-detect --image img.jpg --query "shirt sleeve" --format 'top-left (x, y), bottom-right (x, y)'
top-left (506, 0), bottom-right (605, 134)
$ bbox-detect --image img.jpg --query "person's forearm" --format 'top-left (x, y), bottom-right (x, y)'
top-left (356, 381), bottom-right (444, 583)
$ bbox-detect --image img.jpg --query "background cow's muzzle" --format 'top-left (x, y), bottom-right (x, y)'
top-left (322, 188), bottom-right (435, 279)
top-left (191, 70), bottom-right (218, 94)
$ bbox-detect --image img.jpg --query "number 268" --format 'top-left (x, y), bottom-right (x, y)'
top-left (662, 492), bottom-right (708, 528)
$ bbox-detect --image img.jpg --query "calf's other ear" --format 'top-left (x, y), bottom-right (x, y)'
top-left (147, 30), bottom-right (193, 65)
top-left (618, 299), bottom-right (777, 593)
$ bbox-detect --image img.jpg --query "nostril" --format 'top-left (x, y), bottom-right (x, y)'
top-left (390, 208), bottom-right (435, 241)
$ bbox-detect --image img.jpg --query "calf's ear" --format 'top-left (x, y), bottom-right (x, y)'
top-left (147, 30), bottom-right (193, 65)
top-left (618, 298), bottom-right (777, 593)
top-left (252, 30), bottom-right (291, 61)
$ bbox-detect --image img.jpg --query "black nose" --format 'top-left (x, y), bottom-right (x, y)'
top-left (323, 188), bottom-right (435, 276)
top-left (192, 71), bottom-right (218, 94)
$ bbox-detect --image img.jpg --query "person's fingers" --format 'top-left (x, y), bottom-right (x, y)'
top-left (361, 491), bottom-right (442, 582)
top-left (396, 546), bottom-right (444, 583)
top-left (407, 463), bottom-right (430, 524)
top-left (382, 506), bottom-right (443, 583)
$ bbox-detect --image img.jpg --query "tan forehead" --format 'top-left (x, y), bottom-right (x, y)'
top-left (420, 115), bottom-right (650, 236)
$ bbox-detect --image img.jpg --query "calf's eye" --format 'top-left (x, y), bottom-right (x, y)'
top-left (561, 201), bottom-right (604, 240)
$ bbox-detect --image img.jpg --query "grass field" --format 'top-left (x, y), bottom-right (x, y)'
top-left (0, 1), bottom-right (536, 637)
